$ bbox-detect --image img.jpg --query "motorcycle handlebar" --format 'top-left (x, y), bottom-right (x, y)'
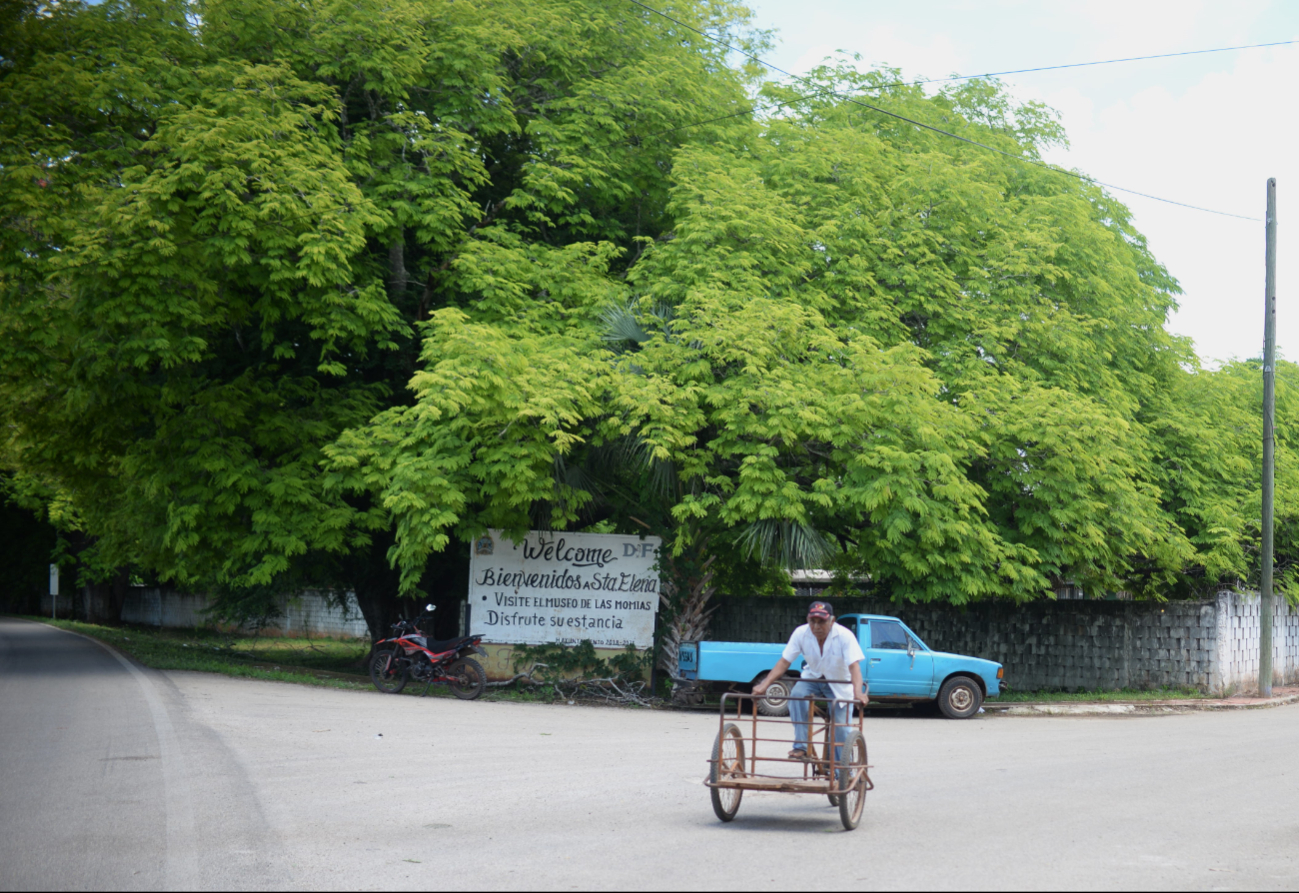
top-left (390, 609), bottom-right (433, 630)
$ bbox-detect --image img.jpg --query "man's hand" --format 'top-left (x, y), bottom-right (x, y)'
top-left (752, 657), bottom-right (792, 700)
top-left (851, 663), bottom-right (869, 708)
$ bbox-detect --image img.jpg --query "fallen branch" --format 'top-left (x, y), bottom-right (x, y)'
top-left (485, 661), bottom-right (658, 707)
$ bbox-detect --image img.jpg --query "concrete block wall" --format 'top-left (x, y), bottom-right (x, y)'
top-left (270, 592), bottom-right (369, 638)
top-left (38, 594), bottom-right (79, 619)
top-left (708, 590), bottom-right (1299, 695)
top-left (40, 589), bottom-right (122, 623)
top-left (119, 588), bottom-right (368, 639)
top-left (1215, 592), bottom-right (1299, 692)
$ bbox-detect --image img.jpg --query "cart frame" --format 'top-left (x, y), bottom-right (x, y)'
top-left (704, 679), bottom-right (873, 830)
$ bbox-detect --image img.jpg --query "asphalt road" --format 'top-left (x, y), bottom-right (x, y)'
top-left (3, 617), bottom-right (1298, 891)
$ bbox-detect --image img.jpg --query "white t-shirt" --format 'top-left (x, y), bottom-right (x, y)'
top-left (782, 622), bottom-right (867, 703)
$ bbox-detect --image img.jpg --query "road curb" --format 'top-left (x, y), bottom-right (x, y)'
top-left (984, 693), bottom-right (1299, 716)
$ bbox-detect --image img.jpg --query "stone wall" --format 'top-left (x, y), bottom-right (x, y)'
top-left (38, 594), bottom-right (79, 620)
top-left (707, 590), bottom-right (1299, 695)
top-left (118, 588), bottom-right (369, 639)
top-left (1216, 594), bottom-right (1299, 692)
top-left (42, 585), bottom-right (1299, 690)
top-left (40, 588), bottom-right (121, 624)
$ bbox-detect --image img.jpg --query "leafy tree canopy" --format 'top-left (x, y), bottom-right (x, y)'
top-left (330, 59), bottom-right (1289, 604)
top-left (3, 1), bottom-right (1295, 641)
top-left (0, 0), bottom-right (762, 632)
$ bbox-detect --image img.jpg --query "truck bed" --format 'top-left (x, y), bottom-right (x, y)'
top-left (678, 641), bottom-right (801, 682)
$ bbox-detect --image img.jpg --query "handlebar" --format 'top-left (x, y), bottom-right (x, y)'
top-left (390, 604), bottom-right (437, 630)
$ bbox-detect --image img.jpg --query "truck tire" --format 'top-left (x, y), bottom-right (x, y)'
top-left (937, 675), bottom-right (983, 719)
top-left (755, 679), bottom-right (791, 717)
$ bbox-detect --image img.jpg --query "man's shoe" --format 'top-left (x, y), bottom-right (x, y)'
top-left (788, 749), bottom-right (809, 761)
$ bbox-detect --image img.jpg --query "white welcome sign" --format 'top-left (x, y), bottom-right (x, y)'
top-left (468, 530), bottom-right (662, 648)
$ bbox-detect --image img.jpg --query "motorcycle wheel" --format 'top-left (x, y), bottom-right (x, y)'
top-left (447, 657), bottom-right (486, 700)
top-left (370, 647), bottom-right (408, 694)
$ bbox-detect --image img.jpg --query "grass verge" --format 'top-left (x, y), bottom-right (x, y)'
top-left (27, 616), bottom-right (374, 690)
top-left (21, 616), bottom-right (569, 703)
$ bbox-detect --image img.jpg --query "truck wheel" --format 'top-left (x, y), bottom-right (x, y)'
top-left (937, 676), bottom-right (983, 719)
top-left (755, 679), bottom-right (791, 717)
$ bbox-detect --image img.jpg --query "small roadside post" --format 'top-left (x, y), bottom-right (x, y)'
top-left (648, 612), bottom-right (658, 700)
top-left (1261, 177), bottom-right (1278, 698)
top-left (49, 563), bottom-right (59, 620)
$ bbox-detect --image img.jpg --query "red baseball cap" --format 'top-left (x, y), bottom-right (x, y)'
top-left (807, 600), bottom-right (833, 619)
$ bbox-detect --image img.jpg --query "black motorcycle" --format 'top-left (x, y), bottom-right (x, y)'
top-left (369, 604), bottom-right (487, 699)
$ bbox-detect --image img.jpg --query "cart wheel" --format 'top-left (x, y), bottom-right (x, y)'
top-left (823, 757), bottom-right (839, 806)
top-left (818, 720), bottom-right (839, 806)
top-left (755, 679), bottom-right (791, 717)
top-left (369, 647), bottom-right (408, 694)
top-left (709, 723), bottom-right (746, 822)
top-left (838, 730), bottom-right (868, 830)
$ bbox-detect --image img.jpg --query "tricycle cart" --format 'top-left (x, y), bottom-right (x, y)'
top-left (705, 683), bottom-right (873, 830)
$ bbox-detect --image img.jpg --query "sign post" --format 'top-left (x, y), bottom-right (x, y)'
top-left (49, 564), bottom-right (59, 620)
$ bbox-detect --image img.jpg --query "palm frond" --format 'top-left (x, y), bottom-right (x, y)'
top-left (600, 301), bottom-right (650, 346)
top-left (736, 519), bottom-right (835, 571)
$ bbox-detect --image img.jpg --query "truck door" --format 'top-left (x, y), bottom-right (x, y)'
top-left (864, 619), bottom-right (934, 697)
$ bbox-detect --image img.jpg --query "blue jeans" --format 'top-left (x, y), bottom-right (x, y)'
top-left (788, 680), bottom-right (849, 761)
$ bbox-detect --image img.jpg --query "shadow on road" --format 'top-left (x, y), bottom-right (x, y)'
top-left (701, 811), bottom-right (866, 834)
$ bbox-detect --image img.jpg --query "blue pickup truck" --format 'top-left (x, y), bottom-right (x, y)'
top-left (677, 614), bottom-right (1003, 719)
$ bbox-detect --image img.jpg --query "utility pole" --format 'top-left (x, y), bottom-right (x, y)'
top-left (1261, 177), bottom-right (1277, 698)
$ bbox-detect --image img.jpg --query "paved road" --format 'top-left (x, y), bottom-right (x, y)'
top-left (0, 619), bottom-right (286, 891)
top-left (3, 617), bottom-right (1299, 891)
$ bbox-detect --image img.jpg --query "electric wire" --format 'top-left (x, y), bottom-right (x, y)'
top-left (636, 38), bottom-right (1298, 143)
top-left (28, 7), bottom-right (1269, 276)
top-left (625, 0), bottom-right (1263, 221)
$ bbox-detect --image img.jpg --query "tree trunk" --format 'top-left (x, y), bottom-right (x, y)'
top-left (348, 530), bottom-right (404, 648)
top-left (658, 554), bottom-right (715, 676)
top-left (388, 234), bottom-right (408, 299)
top-left (348, 530), bottom-right (469, 657)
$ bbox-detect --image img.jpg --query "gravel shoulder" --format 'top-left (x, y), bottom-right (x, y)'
top-left (985, 686), bottom-right (1299, 715)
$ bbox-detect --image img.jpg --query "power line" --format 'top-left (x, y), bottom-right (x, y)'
top-left (637, 38), bottom-right (1298, 143)
top-left (922, 39), bottom-right (1297, 84)
top-left (625, 0), bottom-right (1263, 221)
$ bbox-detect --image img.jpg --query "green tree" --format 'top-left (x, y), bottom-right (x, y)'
top-left (327, 61), bottom-right (1209, 619)
top-left (0, 0), bottom-right (762, 636)
top-left (6, 3), bottom-right (1283, 653)
top-left (1144, 360), bottom-right (1299, 599)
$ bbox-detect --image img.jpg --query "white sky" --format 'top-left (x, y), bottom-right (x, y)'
top-left (747, 0), bottom-right (1299, 366)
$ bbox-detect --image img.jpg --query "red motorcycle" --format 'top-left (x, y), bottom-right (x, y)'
top-left (369, 604), bottom-right (487, 700)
